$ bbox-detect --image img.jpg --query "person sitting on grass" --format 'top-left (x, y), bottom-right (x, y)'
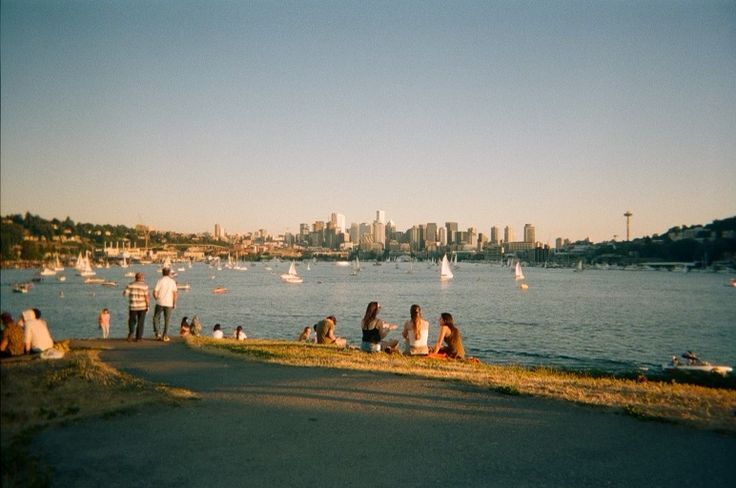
top-left (360, 302), bottom-right (399, 353)
top-left (431, 312), bottom-right (465, 359)
top-left (402, 304), bottom-right (429, 356)
top-left (315, 316), bottom-right (346, 347)
top-left (0, 311), bottom-right (25, 357)
top-left (22, 308), bottom-right (54, 354)
top-left (233, 326), bottom-right (247, 340)
top-left (179, 317), bottom-right (190, 337)
top-left (297, 326), bottom-right (312, 342)
top-left (212, 323), bottom-right (224, 339)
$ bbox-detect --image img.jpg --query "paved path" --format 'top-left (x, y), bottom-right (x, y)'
top-left (33, 339), bottom-right (735, 487)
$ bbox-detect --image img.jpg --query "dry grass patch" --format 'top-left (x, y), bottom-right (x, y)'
top-left (1, 349), bottom-right (197, 488)
top-left (187, 337), bottom-right (736, 433)
top-left (1, 350), bottom-right (196, 447)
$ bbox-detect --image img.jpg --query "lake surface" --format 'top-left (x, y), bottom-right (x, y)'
top-left (2, 262), bottom-right (734, 374)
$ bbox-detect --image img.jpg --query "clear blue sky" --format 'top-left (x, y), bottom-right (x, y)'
top-left (2, 0), bottom-right (734, 242)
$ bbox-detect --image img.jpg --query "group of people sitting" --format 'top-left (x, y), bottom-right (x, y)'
top-left (0, 308), bottom-right (56, 357)
top-left (300, 302), bottom-right (465, 359)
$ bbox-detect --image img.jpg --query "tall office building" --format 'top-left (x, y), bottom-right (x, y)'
top-left (376, 210), bottom-right (386, 224)
top-left (445, 222), bottom-right (458, 245)
top-left (523, 224), bottom-right (536, 244)
top-left (490, 226), bottom-right (500, 245)
top-left (373, 221), bottom-right (386, 247)
top-left (467, 227), bottom-right (477, 247)
top-left (438, 227), bottom-right (447, 246)
top-left (214, 224), bottom-right (222, 240)
top-left (331, 213), bottom-right (346, 233)
top-left (426, 223), bottom-right (438, 245)
top-left (504, 225), bottom-right (514, 244)
top-left (349, 223), bottom-right (359, 244)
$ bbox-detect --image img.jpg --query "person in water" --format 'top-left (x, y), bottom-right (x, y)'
top-left (432, 312), bottom-right (465, 359)
top-left (402, 304), bottom-right (429, 355)
top-left (360, 301), bottom-right (399, 353)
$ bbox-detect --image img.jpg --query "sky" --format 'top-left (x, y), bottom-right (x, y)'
top-left (1, 0), bottom-right (734, 243)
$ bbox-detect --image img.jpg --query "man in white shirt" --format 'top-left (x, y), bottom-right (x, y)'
top-left (152, 268), bottom-right (177, 342)
top-left (22, 308), bottom-right (54, 353)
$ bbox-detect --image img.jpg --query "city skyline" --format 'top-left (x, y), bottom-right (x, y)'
top-left (2, 1), bottom-right (734, 243)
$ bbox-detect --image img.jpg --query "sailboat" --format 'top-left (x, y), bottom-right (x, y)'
top-left (53, 255), bottom-right (64, 272)
top-left (77, 252), bottom-right (96, 277)
top-left (515, 261), bottom-right (528, 290)
top-left (120, 255), bottom-right (129, 269)
top-left (452, 253), bottom-right (459, 269)
top-left (351, 257), bottom-right (361, 276)
top-left (574, 260), bottom-right (584, 272)
top-left (439, 254), bottom-right (454, 281)
top-left (281, 261), bottom-right (303, 283)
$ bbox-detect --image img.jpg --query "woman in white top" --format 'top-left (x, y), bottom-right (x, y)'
top-left (233, 326), bottom-right (247, 340)
top-left (212, 323), bottom-right (224, 339)
top-left (402, 304), bottom-right (429, 355)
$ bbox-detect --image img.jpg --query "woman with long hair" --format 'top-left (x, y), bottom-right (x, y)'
top-left (360, 301), bottom-right (398, 352)
top-left (432, 312), bottom-right (465, 359)
top-left (401, 304), bottom-right (429, 355)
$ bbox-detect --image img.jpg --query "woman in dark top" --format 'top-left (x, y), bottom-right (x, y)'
top-left (432, 312), bottom-right (465, 359)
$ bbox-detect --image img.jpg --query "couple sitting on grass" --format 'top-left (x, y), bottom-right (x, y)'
top-left (360, 302), bottom-right (465, 359)
top-left (309, 302), bottom-right (464, 359)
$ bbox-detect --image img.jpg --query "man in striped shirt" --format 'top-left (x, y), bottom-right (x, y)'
top-left (123, 272), bottom-right (149, 341)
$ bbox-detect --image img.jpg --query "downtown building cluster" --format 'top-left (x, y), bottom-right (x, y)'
top-left (269, 210), bottom-right (561, 262)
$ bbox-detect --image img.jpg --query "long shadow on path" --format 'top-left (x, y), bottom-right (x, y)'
top-left (33, 339), bottom-right (736, 488)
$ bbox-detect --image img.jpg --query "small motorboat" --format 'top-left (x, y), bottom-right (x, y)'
top-left (177, 283), bottom-right (191, 290)
top-left (84, 278), bottom-right (106, 285)
top-left (212, 287), bottom-right (227, 294)
top-left (101, 280), bottom-right (118, 287)
top-left (12, 282), bottom-right (31, 293)
top-left (663, 351), bottom-right (733, 376)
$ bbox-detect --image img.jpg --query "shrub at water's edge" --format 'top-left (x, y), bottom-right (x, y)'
top-left (186, 337), bottom-right (736, 434)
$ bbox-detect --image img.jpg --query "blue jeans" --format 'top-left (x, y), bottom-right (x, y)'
top-left (128, 310), bottom-right (147, 340)
top-left (152, 305), bottom-right (173, 338)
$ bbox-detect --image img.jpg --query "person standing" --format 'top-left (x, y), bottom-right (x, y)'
top-left (123, 272), bottom-right (149, 342)
top-left (98, 308), bottom-right (111, 339)
top-left (152, 267), bottom-right (177, 342)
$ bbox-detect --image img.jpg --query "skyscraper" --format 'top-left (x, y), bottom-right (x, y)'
top-left (504, 225), bottom-right (514, 244)
top-left (523, 224), bottom-right (536, 244)
top-left (445, 222), bottom-right (458, 245)
top-left (214, 224), bottom-right (222, 240)
top-left (373, 221), bottom-right (386, 247)
top-left (490, 226), bottom-right (500, 245)
top-left (376, 210), bottom-right (386, 224)
top-left (426, 223), bottom-right (438, 245)
top-left (331, 213), bottom-right (346, 233)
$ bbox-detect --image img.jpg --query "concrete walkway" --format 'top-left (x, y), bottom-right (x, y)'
top-left (33, 339), bottom-right (735, 487)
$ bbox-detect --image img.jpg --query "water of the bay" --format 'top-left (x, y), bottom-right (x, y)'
top-left (2, 262), bottom-right (734, 374)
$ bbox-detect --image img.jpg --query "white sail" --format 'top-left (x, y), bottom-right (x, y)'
top-left (120, 256), bottom-right (129, 268)
top-left (514, 261), bottom-right (525, 281)
top-left (440, 254), bottom-right (454, 281)
top-left (54, 255), bottom-right (64, 272)
top-left (281, 261), bottom-right (303, 283)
